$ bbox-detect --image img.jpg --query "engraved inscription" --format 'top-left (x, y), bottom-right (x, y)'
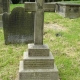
top-left (24, 59), bottom-right (54, 69)
top-left (20, 72), bottom-right (54, 80)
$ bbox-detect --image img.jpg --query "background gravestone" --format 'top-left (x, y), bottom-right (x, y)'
top-left (3, 0), bottom-right (10, 13)
top-left (0, 0), bottom-right (3, 13)
top-left (0, 0), bottom-right (10, 27)
top-left (0, 0), bottom-right (3, 27)
top-left (3, 7), bottom-right (34, 44)
top-left (56, 2), bottom-right (80, 18)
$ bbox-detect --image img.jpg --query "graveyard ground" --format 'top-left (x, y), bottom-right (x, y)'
top-left (0, 4), bottom-right (80, 80)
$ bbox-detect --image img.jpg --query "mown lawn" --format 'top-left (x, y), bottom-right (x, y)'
top-left (0, 3), bottom-right (80, 80)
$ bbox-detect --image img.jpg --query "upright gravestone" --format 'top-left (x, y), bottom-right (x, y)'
top-left (2, 0), bottom-right (10, 13)
top-left (0, 0), bottom-right (10, 27)
top-left (17, 0), bottom-right (58, 80)
top-left (0, 0), bottom-right (3, 27)
top-left (0, 0), bottom-right (3, 13)
top-left (3, 7), bottom-right (34, 44)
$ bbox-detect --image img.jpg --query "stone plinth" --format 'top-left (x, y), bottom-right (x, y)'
top-left (56, 2), bottom-right (80, 19)
top-left (23, 52), bottom-right (54, 69)
top-left (28, 44), bottom-right (49, 56)
top-left (19, 61), bottom-right (58, 80)
top-left (17, 44), bottom-right (59, 80)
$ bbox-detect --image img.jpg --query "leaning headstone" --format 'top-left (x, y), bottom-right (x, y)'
top-left (56, 2), bottom-right (80, 19)
top-left (17, 0), bottom-right (59, 80)
top-left (3, 7), bottom-right (34, 44)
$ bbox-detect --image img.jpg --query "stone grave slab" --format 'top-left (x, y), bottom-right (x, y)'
top-left (56, 2), bottom-right (80, 18)
top-left (3, 7), bottom-right (34, 44)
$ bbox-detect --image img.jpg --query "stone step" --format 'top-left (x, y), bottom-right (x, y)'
top-left (23, 52), bottom-right (54, 69)
top-left (19, 61), bottom-right (59, 80)
top-left (28, 44), bottom-right (50, 56)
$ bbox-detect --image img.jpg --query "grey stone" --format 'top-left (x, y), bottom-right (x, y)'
top-left (0, 14), bottom-right (3, 27)
top-left (18, 61), bottom-right (59, 80)
top-left (56, 2), bottom-right (80, 18)
top-left (2, 0), bottom-right (10, 13)
top-left (0, 0), bottom-right (10, 27)
top-left (25, 2), bottom-right (56, 45)
top-left (23, 52), bottom-right (54, 69)
top-left (28, 44), bottom-right (49, 56)
top-left (2, 7), bottom-right (34, 44)
top-left (17, 0), bottom-right (59, 80)
top-left (0, 0), bottom-right (3, 13)
top-left (0, 0), bottom-right (3, 27)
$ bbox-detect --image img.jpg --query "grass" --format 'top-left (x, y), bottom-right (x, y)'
top-left (0, 4), bottom-right (80, 80)
top-left (10, 4), bottom-right (24, 11)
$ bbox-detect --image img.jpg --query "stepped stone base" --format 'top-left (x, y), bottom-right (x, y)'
top-left (23, 52), bottom-right (54, 69)
top-left (28, 44), bottom-right (50, 56)
top-left (16, 44), bottom-right (59, 80)
top-left (18, 61), bottom-right (59, 80)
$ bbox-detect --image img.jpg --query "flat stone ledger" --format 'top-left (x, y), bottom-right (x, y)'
top-left (56, 2), bottom-right (80, 18)
top-left (28, 44), bottom-right (49, 56)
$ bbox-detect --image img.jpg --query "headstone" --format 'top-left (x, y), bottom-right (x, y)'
top-left (2, 0), bottom-right (10, 13)
top-left (0, 0), bottom-right (3, 13)
top-left (56, 2), bottom-right (80, 18)
top-left (0, 0), bottom-right (10, 27)
top-left (0, 0), bottom-right (3, 27)
top-left (3, 7), bottom-right (34, 44)
top-left (17, 0), bottom-right (59, 80)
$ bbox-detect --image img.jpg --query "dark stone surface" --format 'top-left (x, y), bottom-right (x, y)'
top-left (0, 0), bottom-right (3, 13)
top-left (2, 0), bottom-right (10, 13)
top-left (56, 2), bottom-right (80, 18)
top-left (3, 7), bottom-right (34, 44)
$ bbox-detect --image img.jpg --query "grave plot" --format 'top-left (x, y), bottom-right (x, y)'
top-left (56, 2), bottom-right (80, 19)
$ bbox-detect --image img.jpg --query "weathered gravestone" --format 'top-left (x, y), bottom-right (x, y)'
top-left (0, 0), bottom-right (10, 27)
top-left (3, 7), bottom-right (34, 44)
top-left (0, 0), bottom-right (3, 26)
top-left (17, 0), bottom-right (59, 80)
top-left (0, 0), bottom-right (3, 13)
top-left (56, 2), bottom-right (80, 19)
top-left (2, 0), bottom-right (10, 13)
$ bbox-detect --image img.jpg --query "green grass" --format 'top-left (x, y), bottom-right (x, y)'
top-left (0, 4), bottom-right (80, 80)
top-left (10, 4), bottom-right (24, 11)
